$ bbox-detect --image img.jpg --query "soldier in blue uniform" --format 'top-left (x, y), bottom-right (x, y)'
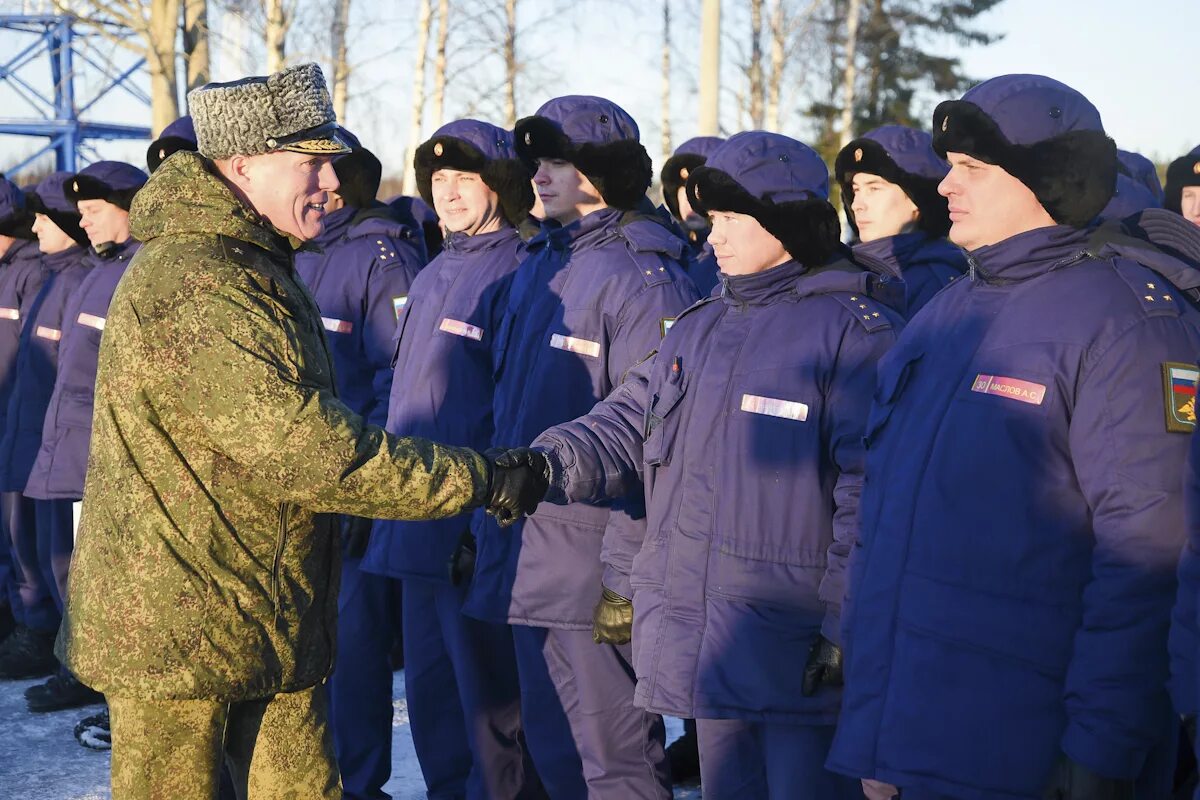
top-left (0, 172), bottom-right (91, 680)
top-left (1166, 146), bottom-right (1200, 229)
top-left (835, 125), bottom-right (965, 318)
top-left (0, 177), bottom-right (40, 646)
top-left (828, 74), bottom-right (1199, 800)
top-left (357, 118), bottom-right (543, 800)
top-left (463, 96), bottom-right (699, 799)
top-left (660, 136), bottom-right (724, 296)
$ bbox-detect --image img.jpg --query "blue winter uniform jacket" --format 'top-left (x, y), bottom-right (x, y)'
top-left (851, 231), bottom-right (966, 319)
top-left (462, 207), bottom-right (700, 628)
top-left (361, 226), bottom-right (525, 582)
top-left (531, 257), bottom-right (902, 722)
top-left (828, 224), bottom-right (1200, 798)
top-left (25, 239), bottom-right (140, 500)
top-left (0, 245), bottom-right (92, 492)
top-left (293, 204), bottom-right (425, 427)
top-left (0, 241), bottom-right (45, 435)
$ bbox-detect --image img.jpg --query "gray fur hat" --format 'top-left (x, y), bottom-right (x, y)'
top-left (188, 63), bottom-right (352, 160)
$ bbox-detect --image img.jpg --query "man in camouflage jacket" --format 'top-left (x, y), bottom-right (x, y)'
top-left (55, 64), bottom-right (543, 800)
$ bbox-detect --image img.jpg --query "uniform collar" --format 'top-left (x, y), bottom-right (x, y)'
top-left (852, 231), bottom-right (933, 279)
top-left (530, 207), bottom-right (623, 253)
top-left (0, 239), bottom-right (36, 266)
top-left (719, 258), bottom-right (808, 306)
top-left (310, 205), bottom-right (357, 248)
top-left (966, 224), bottom-right (1091, 284)
top-left (443, 225), bottom-right (519, 255)
top-left (42, 244), bottom-right (86, 271)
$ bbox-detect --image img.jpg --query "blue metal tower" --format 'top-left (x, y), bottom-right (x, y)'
top-left (0, 14), bottom-right (151, 174)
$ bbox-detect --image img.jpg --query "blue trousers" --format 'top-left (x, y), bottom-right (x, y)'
top-left (696, 718), bottom-right (861, 800)
top-left (34, 498), bottom-right (74, 614)
top-left (403, 580), bottom-right (542, 800)
top-left (511, 625), bottom-right (670, 800)
top-left (329, 559), bottom-right (540, 800)
top-left (3, 491), bottom-right (57, 631)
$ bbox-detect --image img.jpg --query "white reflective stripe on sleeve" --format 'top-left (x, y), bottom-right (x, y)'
top-left (439, 318), bottom-right (483, 341)
top-left (549, 334), bottom-right (601, 358)
top-left (35, 326), bottom-right (61, 341)
top-left (77, 312), bottom-right (106, 330)
top-left (0, 308), bottom-right (18, 321)
top-left (740, 393), bottom-right (809, 422)
top-left (322, 317), bottom-right (353, 334)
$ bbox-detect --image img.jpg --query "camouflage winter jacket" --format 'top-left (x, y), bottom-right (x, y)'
top-left (57, 151), bottom-right (489, 700)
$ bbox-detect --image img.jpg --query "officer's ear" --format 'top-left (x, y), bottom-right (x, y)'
top-left (213, 153), bottom-right (257, 194)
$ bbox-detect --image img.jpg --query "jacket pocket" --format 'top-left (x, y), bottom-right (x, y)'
top-left (864, 349), bottom-right (922, 447)
top-left (643, 368), bottom-right (689, 467)
top-left (271, 503), bottom-right (290, 622)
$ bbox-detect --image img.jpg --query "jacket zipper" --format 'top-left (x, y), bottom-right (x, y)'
top-left (271, 503), bottom-right (289, 622)
top-left (967, 250), bottom-right (1090, 285)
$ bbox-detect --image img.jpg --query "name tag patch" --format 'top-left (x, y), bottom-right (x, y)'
top-left (439, 318), bottom-right (483, 341)
top-left (322, 317), bottom-right (353, 335)
top-left (35, 326), bottom-right (61, 341)
top-left (77, 312), bottom-right (106, 331)
top-left (550, 334), bottom-right (601, 359)
top-left (740, 393), bottom-right (809, 422)
top-left (970, 374), bottom-right (1046, 406)
top-left (1163, 362), bottom-right (1198, 433)
top-left (392, 295), bottom-right (408, 320)
top-left (0, 307), bottom-right (18, 321)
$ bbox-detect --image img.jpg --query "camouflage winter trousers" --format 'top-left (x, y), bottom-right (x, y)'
top-left (108, 684), bottom-right (342, 800)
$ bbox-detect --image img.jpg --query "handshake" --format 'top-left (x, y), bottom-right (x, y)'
top-left (483, 447), bottom-right (551, 526)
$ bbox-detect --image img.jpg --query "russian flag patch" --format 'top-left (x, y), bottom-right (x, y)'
top-left (1163, 362), bottom-right (1198, 433)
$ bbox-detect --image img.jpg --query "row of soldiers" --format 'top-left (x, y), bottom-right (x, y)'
top-left (6, 60), bottom-right (1200, 800)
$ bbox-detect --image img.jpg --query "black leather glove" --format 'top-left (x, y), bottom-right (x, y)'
top-left (591, 586), bottom-right (633, 645)
top-left (447, 530), bottom-right (477, 586)
top-left (1041, 754), bottom-right (1134, 800)
top-left (340, 515), bottom-right (374, 559)
top-left (801, 635), bottom-right (843, 697)
top-left (484, 447), bottom-right (549, 527)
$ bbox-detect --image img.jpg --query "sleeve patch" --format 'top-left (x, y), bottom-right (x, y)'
top-left (1163, 361), bottom-right (1198, 433)
top-left (659, 317), bottom-right (676, 338)
top-left (392, 295), bottom-right (408, 320)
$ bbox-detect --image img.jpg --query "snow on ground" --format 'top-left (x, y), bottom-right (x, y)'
top-left (0, 671), bottom-right (699, 799)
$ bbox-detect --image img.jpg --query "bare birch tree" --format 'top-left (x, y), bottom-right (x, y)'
top-left (264, 0), bottom-right (288, 71)
top-left (183, 0), bottom-right (210, 90)
top-left (660, 0), bottom-right (672, 165)
top-left (402, 0), bottom-right (434, 192)
top-left (836, 0), bottom-right (862, 150)
top-left (431, 0), bottom-right (450, 127)
top-left (747, 0), bottom-right (765, 128)
top-left (503, 0), bottom-right (518, 127)
top-left (330, 0), bottom-right (351, 120)
top-left (698, 0), bottom-right (720, 135)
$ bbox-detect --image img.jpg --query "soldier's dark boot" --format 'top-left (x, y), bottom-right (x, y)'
top-left (0, 624), bottom-right (56, 679)
top-left (74, 706), bottom-right (111, 750)
top-left (26, 670), bottom-right (103, 712)
top-left (668, 718), bottom-right (701, 786)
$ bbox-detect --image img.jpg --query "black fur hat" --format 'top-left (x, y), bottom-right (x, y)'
top-left (835, 127), bottom-right (950, 238)
top-left (685, 131), bottom-right (841, 269)
top-left (1164, 147), bottom-right (1200, 214)
top-left (931, 74), bottom-right (1116, 228)
top-left (414, 120), bottom-right (534, 227)
top-left (660, 136), bottom-right (724, 221)
top-left (515, 95), bottom-right (651, 211)
top-left (333, 147), bottom-right (383, 209)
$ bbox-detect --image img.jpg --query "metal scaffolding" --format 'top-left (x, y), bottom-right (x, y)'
top-left (0, 13), bottom-right (150, 174)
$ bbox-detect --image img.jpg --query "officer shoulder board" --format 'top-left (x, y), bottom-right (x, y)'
top-left (616, 217), bottom-right (686, 288)
top-left (1108, 259), bottom-right (1189, 317)
top-left (831, 291), bottom-right (894, 334)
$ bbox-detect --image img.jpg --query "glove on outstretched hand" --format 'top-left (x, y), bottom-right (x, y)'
top-left (591, 586), bottom-right (633, 645)
top-left (801, 635), bottom-right (843, 697)
top-left (1042, 754), bottom-right (1134, 800)
top-left (484, 447), bottom-right (550, 527)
